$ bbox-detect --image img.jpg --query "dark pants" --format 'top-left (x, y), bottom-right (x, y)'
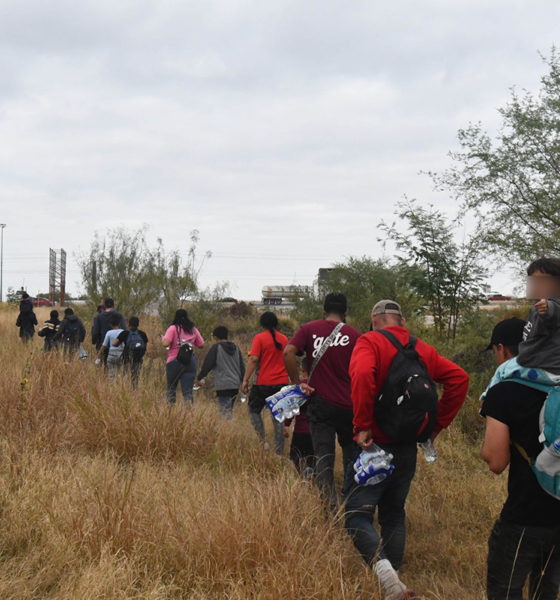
top-left (344, 442), bottom-right (417, 569)
top-left (289, 432), bottom-right (315, 475)
top-left (248, 384), bottom-right (285, 455)
top-left (306, 395), bottom-right (354, 508)
top-left (124, 359), bottom-right (143, 389)
top-left (487, 518), bottom-right (560, 600)
top-left (216, 389), bottom-right (238, 420)
top-left (166, 357), bottom-right (197, 403)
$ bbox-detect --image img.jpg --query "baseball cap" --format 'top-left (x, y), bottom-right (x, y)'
top-left (484, 317), bottom-right (527, 351)
top-left (372, 299), bottom-right (403, 317)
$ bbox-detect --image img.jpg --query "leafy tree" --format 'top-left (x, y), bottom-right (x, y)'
top-left (78, 227), bottom-right (210, 321)
top-left (6, 287), bottom-right (20, 304)
top-left (431, 48), bottom-right (560, 263)
top-left (380, 200), bottom-right (487, 340)
top-left (292, 256), bottom-right (423, 332)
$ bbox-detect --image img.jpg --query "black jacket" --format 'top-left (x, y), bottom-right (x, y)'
top-left (16, 299), bottom-right (38, 337)
top-left (91, 310), bottom-right (126, 348)
top-left (57, 314), bottom-right (86, 345)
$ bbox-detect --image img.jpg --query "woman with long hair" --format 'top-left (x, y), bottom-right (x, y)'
top-left (161, 309), bottom-right (204, 404)
top-left (241, 311), bottom-right (289, 454)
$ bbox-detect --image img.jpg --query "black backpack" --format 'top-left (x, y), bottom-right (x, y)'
top-left (175, 326), bottom-right (194, 367)
top-left (61, 319), bottom-right (81, 345)
top-left (374, 329), bottom-right (438, 443)
top-left (125, 329), bottom-right (146, 360)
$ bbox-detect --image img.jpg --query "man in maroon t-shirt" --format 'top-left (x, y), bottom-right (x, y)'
top-left (284, 293), bottom-right (361, 509)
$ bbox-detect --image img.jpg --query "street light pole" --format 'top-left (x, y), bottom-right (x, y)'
top-left (0, 224), bottom-right (5, 303)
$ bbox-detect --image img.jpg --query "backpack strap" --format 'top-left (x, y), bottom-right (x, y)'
top-left (376, 329), bottom-right (416, 351)
top-left (308, 322), bottom-right (345, 384)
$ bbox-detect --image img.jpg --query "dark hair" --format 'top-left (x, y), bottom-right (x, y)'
top-left (64, 308), bottom-right (74, 316)
top-left (527, 257), bottom-right (560, 277)
top-left (213, 325), bottom-right (228, 340)
top-left (21, 292), bottom-right (29, 300)
top-left (128, 316), bottom-right (139, 328)
top-left (104, 298), bottom-right (115, 309)
top-left (172, 309), bottom-right (194, 333)
top-left (260, 311), bottom-right (282, 350)
top-left (324, 292), bottom-right (347, 317)
top-left (50, 310), bottom-right (59, 321)
top-left (505, 344), bottom-right (520, 356)
top-left (109, 313), bottom-right (121, 327)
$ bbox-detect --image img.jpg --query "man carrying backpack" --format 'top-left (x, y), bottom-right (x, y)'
top-left (117, 317), bottom-right (148, 389)
top-left (480, 318), bottom-right (560, 600)
top-left (345, 300), bottom-right (469, 600)
top-left (57, 308), bottom-right (86, 357)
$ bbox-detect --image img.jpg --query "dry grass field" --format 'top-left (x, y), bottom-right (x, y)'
top-left (0, 306), bottom-right (505, 599)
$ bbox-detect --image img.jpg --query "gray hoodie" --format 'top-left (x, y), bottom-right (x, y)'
top-left (197, 341), bottom-right (246, 391)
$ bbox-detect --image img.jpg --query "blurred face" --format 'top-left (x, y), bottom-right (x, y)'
top-left (527, 270), bottom-right (560, 300)
top-left (371, 314), bottom-right (404, 330)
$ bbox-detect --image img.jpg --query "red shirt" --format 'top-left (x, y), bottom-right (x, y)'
top-left (289, 319), bottom-right (362, 410)
top-left (350, 326), bottom-right (469, 443)
top-left (249, 330), bottom-right (289, 385)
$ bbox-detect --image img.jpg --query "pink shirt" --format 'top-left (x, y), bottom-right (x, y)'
top-left (164, 325), bottom-right (204, 363)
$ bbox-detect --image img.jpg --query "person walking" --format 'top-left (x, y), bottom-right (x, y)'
top-left (91, 298), bottom-right (126, 360)
top-left (284, 293), bottom-right (361, 508)
top-left (38, 309), bottom-right (61, 351)
top-left (283, 358), bottom-right (314, 478)
top-left (57, 308), bottom-right (86, 358)
top-left (16, 292), bottom-right (37, 342)
top-left (117, 317), bottom-right (148, 389)
top-left (162, 309), bottom-right (204, 404)
top-left (345, 300), bottom-right (469, 600)
top-left (481, 315), bottom-right (560, 600)
top-left (195, 325), bottom-right (245, 420)
top-left (95, 313), bottom-right (125, 383)
top-left (241, 312), bottom-right (289, 454)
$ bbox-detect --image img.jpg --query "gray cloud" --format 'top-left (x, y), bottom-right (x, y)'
top-left (1, 0), bottom-right (559, 299)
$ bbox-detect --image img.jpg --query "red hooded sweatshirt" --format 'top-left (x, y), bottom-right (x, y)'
top-left (350, 326), bottom-right (469, 443)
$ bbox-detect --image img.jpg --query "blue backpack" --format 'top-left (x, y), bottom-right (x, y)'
top-left (488, 358), bottom-right (560, 500)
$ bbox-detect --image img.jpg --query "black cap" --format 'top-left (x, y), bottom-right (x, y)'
top-left (484, 317), bottom-right (527, 351)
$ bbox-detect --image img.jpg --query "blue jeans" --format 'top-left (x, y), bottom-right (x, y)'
top-left (166, 357), bottom-right (197, 403)
top-left (487, 518), bottom-right (560, 600)
top-left (344, 442), bottom-right (417, 569)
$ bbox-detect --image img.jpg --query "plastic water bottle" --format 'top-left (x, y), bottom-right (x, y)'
top-left (420, 439), bottom-right (438, 463)
top-left (275, 391), bottom-right (308, 421)
top-left (354, 445), bottom-right (395, 486)
top-left (265, 385), bottom-right (308, 423)
top-left (193, 378), bottom-right (205, 392)
top-left (239, 394), bottom-right (247, 404)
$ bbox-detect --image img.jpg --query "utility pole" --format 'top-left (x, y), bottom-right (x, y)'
top-left (0, 224), bottom-right (5, 303)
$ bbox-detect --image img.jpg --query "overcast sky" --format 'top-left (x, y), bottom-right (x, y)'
top-left (1, 0), bottom-right (559, 301)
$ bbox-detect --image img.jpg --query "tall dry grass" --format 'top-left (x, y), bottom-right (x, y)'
top-left (0, 306), bottom-right (504, 599)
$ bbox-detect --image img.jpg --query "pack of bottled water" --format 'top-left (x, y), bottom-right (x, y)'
top-left (265, 385), bottom-right (309, 423)
top-left (354, 445), bottom-right (395, 486)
